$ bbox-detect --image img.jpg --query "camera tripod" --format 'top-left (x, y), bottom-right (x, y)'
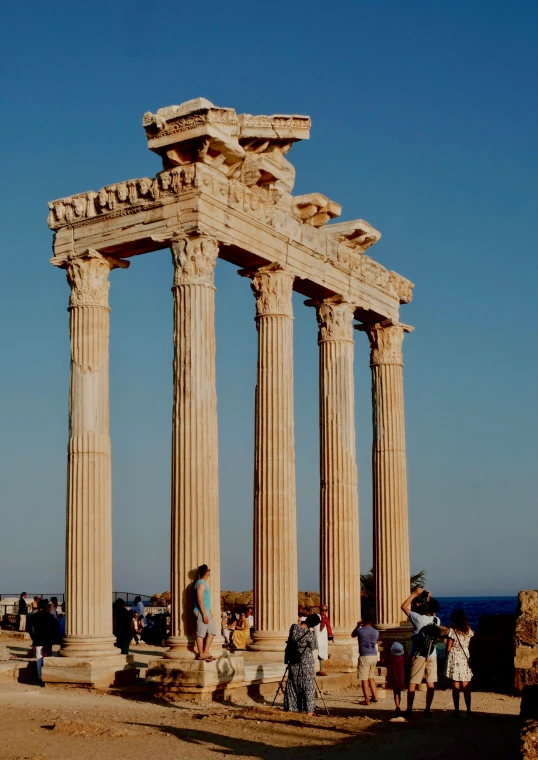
top-left (272, 664), bottom-right (330, 716)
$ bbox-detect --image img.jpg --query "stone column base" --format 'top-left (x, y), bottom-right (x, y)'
top-left (323, 642), bottom-right (358, 672)
top-left (146, 652), bottom-right (245, 695)
top-left (42, 654), bottom-right (136, 687)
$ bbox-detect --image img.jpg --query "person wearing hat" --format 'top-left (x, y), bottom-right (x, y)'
top-left (386, 642), bottom-right (407, 715)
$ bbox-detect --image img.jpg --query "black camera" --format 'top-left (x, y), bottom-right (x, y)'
top-left (419, 590), bottom-right (429, 604)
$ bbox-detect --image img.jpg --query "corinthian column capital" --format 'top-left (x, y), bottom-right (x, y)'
top-left (244, 263), bottom-right (295, 318)
top-left (52, 250), bottom-right (129, 308)
top-left (311, 296), bottom-right (355, 343)
top-left (360, 319), bottom-right (413, 367)
top-left (171, 233), bottom-right (219, 286)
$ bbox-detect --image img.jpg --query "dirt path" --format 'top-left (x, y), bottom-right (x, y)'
top-left (0, 679), bottom-right (522, 760)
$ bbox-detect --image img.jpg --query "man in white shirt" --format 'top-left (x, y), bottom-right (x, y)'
top-left (401, 587), bottom-right (441, 717)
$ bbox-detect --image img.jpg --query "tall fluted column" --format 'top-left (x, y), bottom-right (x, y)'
top-left (313, 297), bottom-right (361, 636)
top-left (166, 233), bottom-right (221, 658)
top-left (242, 263), bottom-right (298, 651)
top-left (56, 249), bottom-right (129, 657)
top-left (362, 320), bottom-right (413, 628)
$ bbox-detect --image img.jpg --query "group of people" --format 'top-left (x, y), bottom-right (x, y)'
top-left (221, 607), bottom-right (254, 651)
top-left (112, 596), bottom-right (161, 653)
top-left (23, 597), bottom-right (63, 685)
top-left (16, 593), bottom-right (64, 634)
top-left (278, 586), bottom-right (475, 717)
top-left (352, 586), bottom-right (474, 717)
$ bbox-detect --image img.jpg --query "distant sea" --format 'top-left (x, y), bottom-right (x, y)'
top-left (436, 596), bottom-right (517, 631)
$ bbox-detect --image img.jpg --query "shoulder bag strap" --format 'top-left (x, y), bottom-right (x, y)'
top-left (453, 630), bottom-right (471, 665)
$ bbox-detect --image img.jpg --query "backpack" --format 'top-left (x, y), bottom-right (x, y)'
top-left (284, 627), bottom-right (309, 665)
top-left (414, 617), bottom-right (441, 658)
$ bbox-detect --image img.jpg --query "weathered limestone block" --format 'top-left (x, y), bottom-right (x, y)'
top-left (515, 591), bottom-right (538, 691)
top-left (522, 721), bottom-right (538, 760)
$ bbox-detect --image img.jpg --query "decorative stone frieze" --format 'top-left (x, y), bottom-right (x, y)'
top-left (360, 320), bottom-right (413, 628)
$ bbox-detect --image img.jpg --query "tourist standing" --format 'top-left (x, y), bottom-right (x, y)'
top-left (386, 642), bottom-right (407, 714)
top-left (401, 587), bottom-right (441, 717)
top-left (18, 593), bottom-right (28, 632)
top-left (113, 598), bottom-right (133, 655)
top-left (284, 613), bottom-right (319, 715)
top-left (445, 609), bottom-right (474, 716)
top-left (31, 596), bottom-right (39, 613)
top-left (131, 595), bottom-right (145, 619)
top-left (49, 597), bottom-right (59, 618)
top-left (28, 599), bottom-right (59, 685)
top-left (193, 564), bottom-right (216, 662)
top-left (313, 603), bottom-right (333, 677)
top-left (352, 613), bottom-right (379, 705)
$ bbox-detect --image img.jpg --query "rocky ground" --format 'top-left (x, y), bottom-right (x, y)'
top-left (0, 636), bottom-right (523, 760)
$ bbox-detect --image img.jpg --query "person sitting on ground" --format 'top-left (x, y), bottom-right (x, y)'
top-left (28, 599), bottom-right (59, 686)
top-left (386, 641), bottom-right (407, 714)
top-left (401, 587), bottom-right (441, 717)
top-left (445, 608), bottom-right (474, 716)
top-left (352, 612), bottom-right (379, 705)
top-left (284, 613), bottom-right (319, 716)
top-left (230, 611), bottom-right (250, 651)
top-left (193, 564), bottom-right (217, 662)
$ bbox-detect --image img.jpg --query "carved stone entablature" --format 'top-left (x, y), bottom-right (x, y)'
top-left (325, 219), bottom-right (381, 254)
top-left (389, 271), bottom-right (414, 304)
top-left (142, 99), bottom-right (310, 190)
top-left (358, 319), bottom-right (414, 366)
top-left (294, 193), bottom-right (342, 228)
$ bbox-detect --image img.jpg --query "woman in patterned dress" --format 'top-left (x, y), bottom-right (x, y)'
top-left (444, 609), bottom-right (474, 715)
top-left (284, 614), bottom-right (319, 715)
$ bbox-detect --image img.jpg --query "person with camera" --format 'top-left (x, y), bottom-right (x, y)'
top-left (401, 587), bottom-right (441, 717)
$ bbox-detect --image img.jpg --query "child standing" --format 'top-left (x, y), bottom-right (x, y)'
top-left (386, 642), bottom-right (406, 714)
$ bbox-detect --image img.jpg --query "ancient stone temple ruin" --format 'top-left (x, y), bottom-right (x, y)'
top-left (44, 98), bottom-right (414, 690)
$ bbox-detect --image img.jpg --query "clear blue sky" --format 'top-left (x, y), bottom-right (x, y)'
top-left (1, 1), bottom-right (536, 599)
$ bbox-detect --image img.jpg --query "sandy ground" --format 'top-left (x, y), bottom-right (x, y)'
top-left (0, 638), bottom-right (523, 760)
